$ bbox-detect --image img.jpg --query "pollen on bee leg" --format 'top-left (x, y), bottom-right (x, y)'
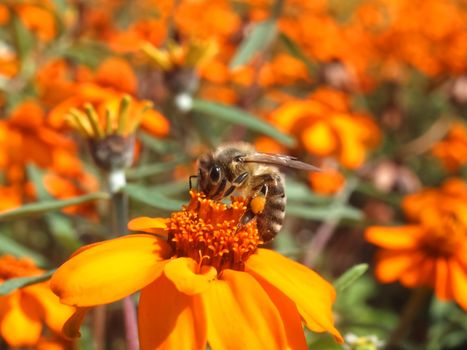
top-left (250, 196), bottom-right (266, 214)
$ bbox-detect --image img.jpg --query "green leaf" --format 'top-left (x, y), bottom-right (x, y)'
top-left (27, 164), bottom-right (52, 200)
top-left (26, 165), bottom-right (80, 250)
top-left (11, 14), bottom-right (34, 62)
top-left (279, 32), bottom-right (317, 75)
top-left (0, 192), bottom-right (109, 221)
top-left (192, 99), bottom-right (295, 147)
top-left (0, 234), bottom-right (47, 266)
top-left (124, 184), bottom-right (185, 211)
top-left (0, 270), bottom-right (55, 296)
top-left (138, 131), bottom-right (172, 154)
top-left (126, 158), bottom-right (186, 180)
top-left (286, 179), bottom-right (332, 205)
top-left (287, 203), bottom-right (363, 221)
top-left (334, 263), bottom-right (369, 292)
top-left (229, 20), bottom-right (277, 69)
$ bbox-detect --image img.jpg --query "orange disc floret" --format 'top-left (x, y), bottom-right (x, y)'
top-left (168, 191), bottom-right (262, 272)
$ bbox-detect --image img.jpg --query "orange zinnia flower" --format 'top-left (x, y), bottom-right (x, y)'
top-left (0, 255), bottom-right (75, 348)
top-left (51, 191), bottom-right (343, 349)
top-left (268, 88), bottom-right (381, 169)
top-left (431, 122), bottom-right (467, 172)
top-left (365, 179), bottom-right (467, 310)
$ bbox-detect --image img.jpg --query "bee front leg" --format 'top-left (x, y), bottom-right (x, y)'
top-left (223, 171), bottom-right (249, 197)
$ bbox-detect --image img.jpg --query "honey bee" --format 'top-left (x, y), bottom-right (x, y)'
top-left (193, 142), bottom-right (320, 243)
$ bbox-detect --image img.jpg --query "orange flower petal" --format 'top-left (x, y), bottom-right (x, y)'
top-left (164, 258), bottom-right (217, 296)
top-left (140, 110), bottom-right (170, 137)
top-left (434, 258), bottom-right (452, 300)
top-left (301, 121), bottom-right (337, 156)
top-left (128, 217), bottom-right (169, 236)
top-left (365, 226), bottom-right (424, 249)
top-left (400, 257), bottom-right (435, 288)
top-left (51, 234), bottom-right (171, 306)
top-left (245, 249), bottom-right (343, 343)
top-left (252, 275), bottom-right (307, 350)
top-left (24, 283), bottom-right (75, 334)
top-left (450, 259), bottom-right (467, 310)
top-left (374, 250), bottom-right (419, 283)
top-left (138, 274), bottom-right (206, 350)
top-left (62, 307), bottom-right (89, 339)
top-left (0, 292), bottom-right (42, 347)
top-left (202, 269), bottom-right (287, 350)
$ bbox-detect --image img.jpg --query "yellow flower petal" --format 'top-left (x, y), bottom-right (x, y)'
top-left (253, 276), bottom-right (307, 350)
top-left (139, 274), bottom-right (206, 350)
top-left (301, 121), bottom-right (337, 156)
top-left (24, 283), bottom-right (75, 334)
top-left (246, 248), bottom-right (343, 343)
top-left (164, 258), bottom-right (217, 296)
top-left (202, 269), bottom-right (288, 350)
top-left (128, 217), bottom-right (169, 236)
top-left (0, 292), bottom-right (42, 347)
top-left (51, 234), bottom-right (171, 306)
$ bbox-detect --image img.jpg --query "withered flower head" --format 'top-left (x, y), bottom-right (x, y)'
top-left (66, 95), bottom-right (152, 170)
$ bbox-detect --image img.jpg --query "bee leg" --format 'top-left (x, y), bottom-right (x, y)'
top-left (223, 171), bottom-right (249, 197)
top-left (239, 183), bottom-right (268, 226)
top-left (189, 175), bottom-right (198, 190)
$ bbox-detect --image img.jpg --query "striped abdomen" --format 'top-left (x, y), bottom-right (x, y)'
top-left (255, 172), bottom-right (286, 243)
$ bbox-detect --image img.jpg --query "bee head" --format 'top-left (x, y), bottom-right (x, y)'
top-left (196, 147), bottom-right (248, 199)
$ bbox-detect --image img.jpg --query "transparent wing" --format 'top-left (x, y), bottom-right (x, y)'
top-left (240, 153), bottom-right (321, 172)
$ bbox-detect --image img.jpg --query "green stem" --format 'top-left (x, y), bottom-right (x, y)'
top-left (385, 287), bottom-right (432, 349)
top-left (107, 170), bottom-right (139, 350)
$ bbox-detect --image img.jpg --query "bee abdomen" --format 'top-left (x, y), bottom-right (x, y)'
top-left (256, 175), bottom-right (286, 243)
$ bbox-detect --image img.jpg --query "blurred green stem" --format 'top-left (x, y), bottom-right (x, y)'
top-left (107, 170), bottom-right (139, 350)
top-left (385, 287), bottom-right (431, 349)
top-left (303, 177), bottom-right (358, 267)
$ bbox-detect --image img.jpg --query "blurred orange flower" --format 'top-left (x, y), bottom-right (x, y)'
top-left (268, 88), bottom-right (381, 169)
top-left (308, 168), bottom-right (345, 195)
top-left (431, 122), bottom-right (467, 172)
top-left (0, 101), bottom-right (81, 185)
top-left (46, 58), bottom-right (169, 138)
top-left (0, 2), bottom-right (57, 42)
top-left (0, 255), bottom-right (75, 348)
top-left (366, 178), bottom-right (467, 310)
top-left (51, 191), bottom-right (343, 349)
top-left (0, 186), bottom-right (22, 212)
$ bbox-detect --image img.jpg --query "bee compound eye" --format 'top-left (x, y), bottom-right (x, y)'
top-left (209, 166), bottom-right (222, 182)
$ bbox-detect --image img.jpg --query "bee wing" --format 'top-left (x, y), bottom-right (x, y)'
top-left (241, 153), bottom-right (321, 172)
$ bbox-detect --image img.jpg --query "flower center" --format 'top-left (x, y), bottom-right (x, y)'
top-left (418, 215), bottom-right (466, 258)
top-left (0, 255), bottom-right (42, 283)
top-left (167, 191), bottom-right (262, 272)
